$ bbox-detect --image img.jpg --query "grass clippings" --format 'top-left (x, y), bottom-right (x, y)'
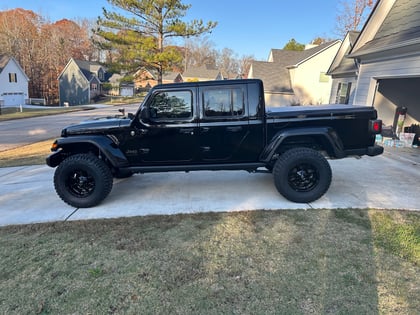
top-left (0, 209), bottom-right (418, 314)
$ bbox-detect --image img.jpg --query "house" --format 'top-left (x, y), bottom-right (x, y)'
top-left (0, 55), bottom-right (29, 107)
top-left (134, 69), bottom-right (182, 89)
top-left (108, 73), bottom-right (135, 97)
top-left (134, 64), bottom-right (223, 88)
top-left (180, 64), bottom-right (224, 82)
top-left (347, 0), bottom-right (420, 130)
top-left (327, 31), bottom-right (360, 105)
top-left (120, 83), bottom-right (135, 97)
top-left (58, 58), bottom-right (107, 106)
top-left (108, 73), bottom-right (124, 96)
top-left (247, 41), bottom-right (341, 106)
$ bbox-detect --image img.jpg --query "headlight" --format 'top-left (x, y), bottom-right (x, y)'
top-left (51, 141), bottom-right (59, 152)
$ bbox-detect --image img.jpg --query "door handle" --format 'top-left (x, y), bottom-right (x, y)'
top-left (180, 128), bottom-right (194, 135)
top-left (227, 126), bottom-right (242, 132)
top-left (201, 127), bottom-right (210, 133)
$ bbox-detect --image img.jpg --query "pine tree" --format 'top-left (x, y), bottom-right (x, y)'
top-left (95, 0), bottom-right (217, 83)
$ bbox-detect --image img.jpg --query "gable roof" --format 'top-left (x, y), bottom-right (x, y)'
top-left (73, 59), bottom-right (105, 81)
top-left (327, 31), bottom-right (360, 76)
top-left (269, 41), bottom-right (341, 67)
top-left (181, 64), bottom-right (221, 80)
top-left (163, 71), bottom-right (181, 81)
top-left (349, 0), bottom-right (420, 58)
top-left (0, 55), bottom-right (30, 81)
top-left (249, 61), bottom-right (293, 93)
top-left (0, 55), bottom-right (9, 71)
top-left (135, 68), bottom-right (181, 82)
top-left (250, 40), bottom-right (341, 93)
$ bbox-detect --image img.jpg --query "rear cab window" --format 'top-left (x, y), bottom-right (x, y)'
top-left (202, 87), bottom-right (246, 119)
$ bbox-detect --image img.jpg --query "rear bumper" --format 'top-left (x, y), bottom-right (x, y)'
top-left (344, 144), bottom-right (384, 158)
top-left (367, 144), bottom-right (384, 157)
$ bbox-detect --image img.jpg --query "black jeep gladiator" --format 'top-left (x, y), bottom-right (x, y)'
top-left (46, 79), bottom-right (383, 208)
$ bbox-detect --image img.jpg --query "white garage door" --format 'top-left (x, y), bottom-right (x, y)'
top-left (1, 92), bottom-right (25, 106)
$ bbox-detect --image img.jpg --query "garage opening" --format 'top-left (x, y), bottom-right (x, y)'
top-left (373, 78), bottom-right (420, 146)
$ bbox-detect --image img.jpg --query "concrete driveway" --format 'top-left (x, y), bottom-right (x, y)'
top-left (0, 147), bottom-right (419, 227)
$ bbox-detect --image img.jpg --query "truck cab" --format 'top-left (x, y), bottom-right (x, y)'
top-left (122, 79), bottom-right (265, 167)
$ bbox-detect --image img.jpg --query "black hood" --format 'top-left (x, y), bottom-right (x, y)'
top-left (62, 118), bottom-right (132, 136)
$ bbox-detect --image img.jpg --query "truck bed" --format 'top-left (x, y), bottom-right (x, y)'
top-left (266, 104), bottom-right (377, 119)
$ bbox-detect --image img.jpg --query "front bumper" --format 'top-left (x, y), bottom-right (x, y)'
top-left (46, 151), bottom-right (64, 168)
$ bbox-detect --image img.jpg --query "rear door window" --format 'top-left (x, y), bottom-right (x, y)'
top-left (203, 88), bottom-right (244, 117)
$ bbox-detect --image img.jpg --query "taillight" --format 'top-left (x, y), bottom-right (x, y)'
top-left (369, 120), bottom-right (382, 134)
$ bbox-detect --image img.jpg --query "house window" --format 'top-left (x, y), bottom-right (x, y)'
top-left (9, 73), bottom-right (17, 83)
top-left (149, 90), bottom-right (193, 119)
top-left (91, 83), bottom-right (98, 91)
top-left (335, 82), bottom-right (352, 104)
top-left (203, 88), bottom-right (244, 117)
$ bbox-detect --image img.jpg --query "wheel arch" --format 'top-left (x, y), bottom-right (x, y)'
top-left (46, 136), bottom-right (129, 168)
top-left (260, 127), bottom-right (346, 163)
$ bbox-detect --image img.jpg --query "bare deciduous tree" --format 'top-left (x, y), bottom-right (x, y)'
top-left (184, 36), bottom-right (218, 70)
top-left (335, 0), bottom-right (375, 38)
top-left (216, 47), bottom-right (239, 77)
top-left (0, 9), bottom-right (94, 104)
top-left (238, 54), bottom-right (255, 78)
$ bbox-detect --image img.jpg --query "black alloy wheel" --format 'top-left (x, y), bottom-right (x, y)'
top-left (54, 154), bottom-right (113, 208)
top-left (273, 148), bottom-right (332, 203)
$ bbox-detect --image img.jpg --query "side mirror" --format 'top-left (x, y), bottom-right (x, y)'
top-left (140, 106), bottom-right (150, 121)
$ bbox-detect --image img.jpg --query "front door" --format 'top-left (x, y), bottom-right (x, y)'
top-left (125, 88), bottom-right (199, 165)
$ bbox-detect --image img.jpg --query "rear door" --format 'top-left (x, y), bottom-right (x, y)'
top-left (198, 84), bottom-right (253, 162)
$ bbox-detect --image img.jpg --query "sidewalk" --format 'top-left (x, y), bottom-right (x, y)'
top-left (0, 151), bottom-right (419, 227)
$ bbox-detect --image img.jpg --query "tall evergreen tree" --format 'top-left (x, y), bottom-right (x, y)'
top-left (95, 0), bottom-right (217, 83)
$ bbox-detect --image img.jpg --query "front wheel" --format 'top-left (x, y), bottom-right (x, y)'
top-left (54, 154), bottom-right (113, 208)
top-left (273, 148), bottom-right (332, 203)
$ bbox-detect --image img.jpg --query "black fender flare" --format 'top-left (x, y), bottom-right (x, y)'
top-left (46, 135), bottom-right (129, 168)
top-left (259, 127), bottom-right (345, 163)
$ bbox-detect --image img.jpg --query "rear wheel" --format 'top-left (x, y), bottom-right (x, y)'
top-left (54, 154), bottom-right (113, 208)
top-left (273, 148), bottom-right (332, 203)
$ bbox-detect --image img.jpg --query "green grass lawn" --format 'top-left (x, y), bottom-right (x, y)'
top-left (1, 111), bottom-right (418, 314)
top-left (0, 209), bottom-right (418, 314)
top-left (0, 140), bottom-right (52, 167)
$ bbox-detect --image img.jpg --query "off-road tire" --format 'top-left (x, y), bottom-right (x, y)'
top-left (54, 154), bottom-right (113, 208)
top-left (273, 147), bottom-right (332, 203)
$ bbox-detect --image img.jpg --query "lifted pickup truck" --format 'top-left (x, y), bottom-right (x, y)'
top-left (47, 79), bottom-right (383, 208)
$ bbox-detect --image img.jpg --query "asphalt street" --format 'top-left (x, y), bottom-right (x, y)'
top-left (0, 147), bottom-right (419, 227)
top-left (0, 104), bottom-right (140, 151)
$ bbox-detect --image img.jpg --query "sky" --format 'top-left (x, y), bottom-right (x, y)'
top-left (2, 0), bottom-right (341, 60)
